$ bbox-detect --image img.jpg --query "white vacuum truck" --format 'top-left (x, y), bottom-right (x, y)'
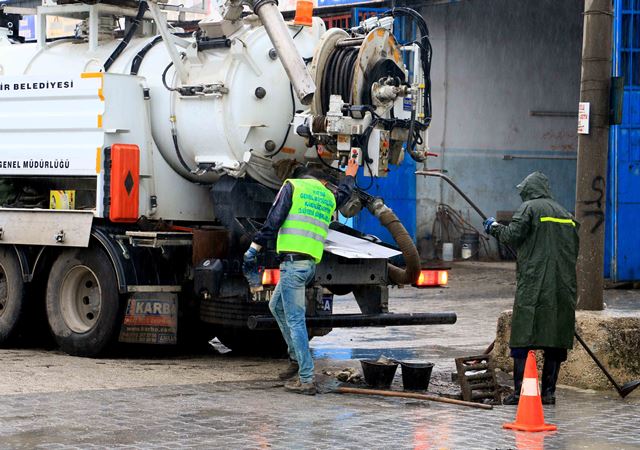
top-left (0, 0), bottom-right (454, 356)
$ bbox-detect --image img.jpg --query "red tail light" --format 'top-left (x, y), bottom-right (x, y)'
top-left (414, 270), bottom-right (448, 287)
top-left (261, 269), bottom-right (281, 286)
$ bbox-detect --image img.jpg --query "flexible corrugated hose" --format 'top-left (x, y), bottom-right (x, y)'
top-left (367, 198), bottom-right (421, 285)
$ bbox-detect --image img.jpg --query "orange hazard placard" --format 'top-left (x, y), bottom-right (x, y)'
top-left (109, 144), bottom-right (139, 222)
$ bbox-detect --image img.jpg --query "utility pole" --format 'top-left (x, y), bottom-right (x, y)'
top-left (575, 0), bottom-right (613, 311)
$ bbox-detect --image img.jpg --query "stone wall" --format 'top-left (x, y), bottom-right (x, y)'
top-left (492, 310), bottom-right (640, 391)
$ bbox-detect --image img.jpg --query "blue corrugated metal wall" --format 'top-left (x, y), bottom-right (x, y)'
top-left (606, 0), bottom-right (640, 281)
top-left (351, 8), bottom-right (418, 243)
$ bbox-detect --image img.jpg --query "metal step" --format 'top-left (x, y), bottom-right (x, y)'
top-left (123, 231), bottom-right (192, 248)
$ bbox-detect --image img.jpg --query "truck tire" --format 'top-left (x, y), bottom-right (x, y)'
top-left (0, 247), bottom-right (26, 346)
top-left (46, 246), bottom-right (121, 357)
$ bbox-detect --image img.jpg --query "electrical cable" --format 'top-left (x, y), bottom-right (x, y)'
top-left (172, 132), bottom-right (192, 173)
top-left (316, 145), bottom-right (338, 171)
top-left (162, 60), bottom-right (177, 91)
top-left (130, 35), bottom-right (162, 75)
top-left (165, 53), bottom-right (193, 173)
top-left (292, 25), bottom-right (304, 39)
top-left (354, 119), bottom-right (377, 191)
top-left (267, 26), bottom-right (304, 158)
top-left (103, 0), bottom-right (148, 72)
top-left (267, 83), bottom-right (295, 158)
top-left (383, 7), bottom-right (433, 128)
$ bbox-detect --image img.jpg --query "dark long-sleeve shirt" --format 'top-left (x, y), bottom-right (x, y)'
top-left (253, 176), bottom-right (355, 247)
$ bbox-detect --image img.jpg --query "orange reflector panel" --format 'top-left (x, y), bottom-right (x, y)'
top-left (414, 270), bottom-right (448, 287)
top-left (262, 269), bottom-right (281, 286)
top-left (108, 144), bottom-right (139, 223)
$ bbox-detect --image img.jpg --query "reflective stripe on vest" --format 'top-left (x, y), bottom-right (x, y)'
top-left (540, 217), bottom-right (576, 227)
top-left (276, 178), bottom-right (336, 263)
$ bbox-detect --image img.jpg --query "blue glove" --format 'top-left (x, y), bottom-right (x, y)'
top-left (242, 247), bottom-right (262, 292)
top-left (243, 247), bottom-right (258, 270)
top-left (483, 217), bottom-right (497, 234)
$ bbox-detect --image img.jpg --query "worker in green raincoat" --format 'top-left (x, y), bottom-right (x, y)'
top-left (483, 171), bottom-right (579, 406)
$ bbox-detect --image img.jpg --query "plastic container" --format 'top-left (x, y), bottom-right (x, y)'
top-left (461, 244), bottom-right (472, 259)
top-left (460, 232), bottom-right (479, 260)
top-left (400, 361), bottom-right (434, 391)
top-left (361, 359), bottom-right (399, 389)
top-left (442, 242), bottom-right (454, 261)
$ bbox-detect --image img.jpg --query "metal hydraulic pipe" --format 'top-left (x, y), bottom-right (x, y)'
top-left (335, 37), bottom-right (365, 48)
top-left (416, 170), bottom-right (518, 260)
top-left (415, 170), bottom-right (487, 220)
top-left (247, 312), bottom-right (457, 330)
top-left (253, 0), bottom-right (316, 104)
top-left (147, 1), bottom-right (189, 84)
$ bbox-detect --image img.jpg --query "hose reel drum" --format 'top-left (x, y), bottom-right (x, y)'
top-left (309, 27), bottom-right (407, 116)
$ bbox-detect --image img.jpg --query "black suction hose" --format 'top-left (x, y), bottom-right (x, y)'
top-left (104, 0), bottom-right (148, 72)
top-left (366, 197), bottom-right (421, 285)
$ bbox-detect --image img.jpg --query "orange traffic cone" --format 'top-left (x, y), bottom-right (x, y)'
top-left (503, 350), bottom-right (557, 432)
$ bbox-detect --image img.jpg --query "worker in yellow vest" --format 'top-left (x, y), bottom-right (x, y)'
top-left (244, 160), bottom-right (358, 395)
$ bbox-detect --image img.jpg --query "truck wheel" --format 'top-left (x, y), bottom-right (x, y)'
top-left (46, 247), bottom-right (121, 357)
top-left (0, 247), bottom-right (26, 345)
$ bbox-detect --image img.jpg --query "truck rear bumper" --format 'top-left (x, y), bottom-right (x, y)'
top-left (247, 312), bottom-right (457, 330)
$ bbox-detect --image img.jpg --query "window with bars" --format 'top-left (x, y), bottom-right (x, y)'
top-left (322, 14), bottom-right (352, 29)
top-left (620, 0), bottom-right (640, 88)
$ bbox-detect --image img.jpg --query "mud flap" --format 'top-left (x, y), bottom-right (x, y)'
top-left (119, 291), bottom-right (178, 345)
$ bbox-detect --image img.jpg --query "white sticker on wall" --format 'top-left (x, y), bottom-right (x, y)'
top-left (578, 102), bottom-right (590, 135)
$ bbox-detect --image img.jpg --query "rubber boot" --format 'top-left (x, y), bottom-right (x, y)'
top-left (503, 358), bottom-right (526, 405)
top-left (541, 358), bottom-right (561, 405)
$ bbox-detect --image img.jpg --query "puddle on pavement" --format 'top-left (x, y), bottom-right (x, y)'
top-left (311, 347), bottom-right (420, 361)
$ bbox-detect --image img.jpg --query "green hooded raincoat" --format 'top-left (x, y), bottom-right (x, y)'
top-left (490, 172), bottom-right (579, 349)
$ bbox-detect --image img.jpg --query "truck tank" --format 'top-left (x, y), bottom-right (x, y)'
top-left (0, 9), bottom-right (327, 221)
top-left (0, 1), bottom-right (448, 357)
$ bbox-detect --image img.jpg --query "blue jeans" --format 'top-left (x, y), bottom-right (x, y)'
top-left (269, 259), bottom-right (316, 383)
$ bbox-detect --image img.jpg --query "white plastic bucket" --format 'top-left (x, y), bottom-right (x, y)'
top-left (442, 243), bottom-right (454, 261)
top-left (461, 244), bottom-right (472, 259)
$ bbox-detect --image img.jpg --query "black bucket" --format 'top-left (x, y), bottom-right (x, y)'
top-left (360, 359), bottom-right (399, 389)
top-left (400, 362), bottom-right (434, 391)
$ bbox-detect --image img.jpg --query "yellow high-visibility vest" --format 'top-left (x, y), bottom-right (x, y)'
top-left (276, 178), bottom-right (336, 263)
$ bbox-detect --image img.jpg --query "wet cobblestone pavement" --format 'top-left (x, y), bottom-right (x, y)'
top-left (0, 380), bottom-right (638, 449)
top-left (1, 262), bottom-right (639, 449)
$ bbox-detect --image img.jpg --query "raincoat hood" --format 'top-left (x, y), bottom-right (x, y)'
top-left (516, 171), bottom-right (553, 202)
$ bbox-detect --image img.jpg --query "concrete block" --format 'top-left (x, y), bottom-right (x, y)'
top-left (492, 309), bottom-right (640, 391)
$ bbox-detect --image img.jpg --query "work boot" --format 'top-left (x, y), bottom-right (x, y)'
top-left (503, 358), bottom-right (526, 405)
top-left (278, 361), bottom-right (299, 380)
top-left (541, 358), bottom-right (561, 405)
top-left (284, 378), bottom-right (316, 395)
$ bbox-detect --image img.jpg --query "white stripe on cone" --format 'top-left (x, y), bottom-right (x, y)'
top-left (521, 378), bottom-right (539, 396)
